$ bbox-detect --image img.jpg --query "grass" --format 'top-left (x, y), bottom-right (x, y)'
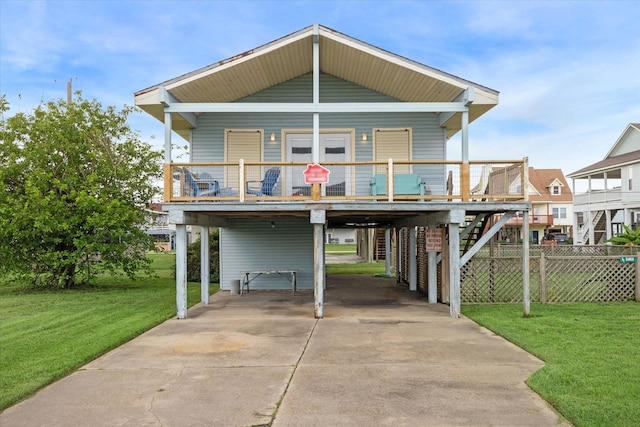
top-left (3, 258), bottom-right (639, 426)
top-left (462, 303), bottom-right (640, 427)
top-left (326, 261), bottom-right (386, 275)
top-left (0, 254), bottom-right (216, 411)
top-left (325, 243), bottom-right (356, 254)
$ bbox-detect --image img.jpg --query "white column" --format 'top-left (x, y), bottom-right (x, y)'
top-left (176, 224), bottom-right (188, 319)
top-left (312, 24), bottom-right (320, 165)
top-left (605, 210), bottom-right (612, 241)
top-left (523, 211), bottom-right (530, 317)
top-left (428, 251), bottom-right (437, 303)
top-left (449, 222), bottom-right (461, 318)
top-left (164, 111), bottom-right (172, 164)
top-left (409, 227), bottom-right (417, 291)
top-left (311, 210), bottom-right (325, 318)
top-left (588, 210), bottom-right (596, 245)
top-left (396, 228), bottom-right (402, 282)
top-left (385, 228), bottom-right (391, 276)
top-left (200, 226), bottom-right (210, 305)
top-left (461, 110), bottom-right (469, 163)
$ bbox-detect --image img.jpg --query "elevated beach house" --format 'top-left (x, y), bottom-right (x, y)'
top-left (134, 24), bottom-right (530, 319)
top-left (568, 123), bottom-right (640, 244)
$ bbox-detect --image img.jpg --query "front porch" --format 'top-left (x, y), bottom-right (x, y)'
top-left (164, 159), bottom-right (528, 203)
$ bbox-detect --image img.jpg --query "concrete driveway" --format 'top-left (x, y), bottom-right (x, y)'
top-left (1, 275), bottom-right (569, 426)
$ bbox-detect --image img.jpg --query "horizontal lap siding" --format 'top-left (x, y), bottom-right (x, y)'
top-left (220, 218), bottom-right (314, 291)
top-left (191, 73), bottom-right (446, 167)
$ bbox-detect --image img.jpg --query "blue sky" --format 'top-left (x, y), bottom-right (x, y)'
top-left (1, 0), bottom-right (639, 181)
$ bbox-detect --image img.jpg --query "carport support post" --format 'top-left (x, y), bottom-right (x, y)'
top-left (200, 226), bottom-right (210, 305)
top-left (428, 251), bottom-right (437, 303)
top-left (409, 227), bottom-right (417, 291)
top-left (176, 224), bottom-right (188, 319)
top-left (385, 228), bottom-right (391, 276)
top-left (448, 210), bottom-right (465, 318)
top-left (311, 210), bottom-right (326, 318)
top-left (395, 228), bottom-right (402, 282)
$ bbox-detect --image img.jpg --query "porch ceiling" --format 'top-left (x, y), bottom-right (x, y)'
top-left (135, 25), bottom-right (498, 140)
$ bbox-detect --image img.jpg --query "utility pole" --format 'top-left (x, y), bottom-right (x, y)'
top-left (67, 79), bottom-right (72, 103)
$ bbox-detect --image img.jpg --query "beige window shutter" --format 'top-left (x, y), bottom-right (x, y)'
top-left (374, 128), bottom-right (411, 174)
top-left (225, 129), bottom-right (263, 189)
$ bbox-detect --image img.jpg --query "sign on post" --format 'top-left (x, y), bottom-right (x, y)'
top-left (303, 163), bottom-right (330, 184)
top-left (425, 228), bottom-right (442, 252)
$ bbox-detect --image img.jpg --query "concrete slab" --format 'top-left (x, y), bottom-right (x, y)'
top-left (1, 275), bottom-right (569, 427)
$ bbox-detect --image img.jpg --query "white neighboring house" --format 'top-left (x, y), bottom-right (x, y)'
top-left (567, 123), bottom-right (640, 244)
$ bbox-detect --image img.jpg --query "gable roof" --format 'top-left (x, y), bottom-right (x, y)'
top-left (527, 168), bottom-right (572, 202)
top-left (567, 124), bottom-right (640, 179)
top-left (135, 24), bottom-right (499, 140)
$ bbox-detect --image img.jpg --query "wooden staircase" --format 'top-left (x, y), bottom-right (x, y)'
top-left (462, 214), bottom-right (491, 255)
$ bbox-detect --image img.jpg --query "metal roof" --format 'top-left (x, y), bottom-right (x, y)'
top-left (135, 24), bottom-right (499, 140)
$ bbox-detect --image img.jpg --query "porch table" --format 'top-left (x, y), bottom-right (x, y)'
top-left (240, 270), bottom-right (297, 295)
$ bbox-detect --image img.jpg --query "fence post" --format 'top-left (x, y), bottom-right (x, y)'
top-left (636, 252), bottom-right (640, 302)
top-left (539, 252), bottom-right (547, 303)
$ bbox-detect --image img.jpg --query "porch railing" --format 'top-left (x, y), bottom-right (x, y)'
top-left (163, 159), bottom-right (528, 203)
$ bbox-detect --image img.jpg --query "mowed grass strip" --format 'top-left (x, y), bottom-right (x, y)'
top-left (462, 303), bottom-right (640, 427)
top-left (0, 254), bottom-right (215, 411)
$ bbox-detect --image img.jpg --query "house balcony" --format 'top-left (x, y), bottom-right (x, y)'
top-left (573, 188), bottom-right (622, 209)
top-left (163, 159), bottom-right (527, 203)
top-left (494, 213), bottom-right (553, 226)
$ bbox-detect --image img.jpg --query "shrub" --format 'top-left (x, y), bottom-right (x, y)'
top-left (174, 229), bottom-right (219, 282)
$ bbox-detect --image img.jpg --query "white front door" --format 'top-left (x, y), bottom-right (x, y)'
top-left (285, 133), bottom-right (351, 196)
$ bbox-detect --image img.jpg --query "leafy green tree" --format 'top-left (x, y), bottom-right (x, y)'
top-left (0, 94), bottom-right (163, 288)
top-left (606, 224), bottom-right (640, 246)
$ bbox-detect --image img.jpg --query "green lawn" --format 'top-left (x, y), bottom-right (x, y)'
top-left (0, 254), bottom-right (214, 411)
top-left (326, 261), bottom-right (386, 275)
top-left (325, 243), bottom-right (356, 254)
top-left (3, 257), bottom-right (639, 426)
top-left (462, 303), bottom-right (640, 427)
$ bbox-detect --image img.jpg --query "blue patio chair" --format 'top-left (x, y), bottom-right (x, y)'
top-left (183, 168), bottom-right (219, 197)
top-left (246, 167), bottom-right (280, 196)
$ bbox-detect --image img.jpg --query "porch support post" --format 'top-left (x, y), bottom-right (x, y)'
top-left (395, 228), bottom-right (402, 283)
top-left (428, 251), bottom-right (437, 303)
top-left (523, 210), bottom-right (531, 317)
top-left (460, 88), bottom-right (472, 202)
top-left (200, 226), bottom-right (210, 305)
top-left (605, 209), bottom-right (612, 241)
top-left (588, 210), bottom-right (596, 245)
top-left (460, 109), bottom-right (470, 201)
top-left (385, 228), bottom-right (391, 276)
top-left (311, 210), bottom-right (326, 318)
top-left (624, 208), bottom-right (632, 227)
top-left (312, 24), bottom-right (320, 165)
top-left (176, 224), bottom-right (188, 319)
top-left (163, 112), bottom-right (172, 164)
top-left (448, 219), bottom-right (462, 318)
top-left (409, 227), bottom-right (417, 291)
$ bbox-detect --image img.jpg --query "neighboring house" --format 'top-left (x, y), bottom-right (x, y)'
top-left (134, 24), bottom-right (530, 319)
top-left (502, 168), bottom-right (572, 244)
top-left (567, 123), bottom-right (640, 244)
top-left (145, 203), bottom-right (176, 252)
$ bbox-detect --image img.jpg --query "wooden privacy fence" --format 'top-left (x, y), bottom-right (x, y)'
top-left (461, 253), bottom-right (640, 304)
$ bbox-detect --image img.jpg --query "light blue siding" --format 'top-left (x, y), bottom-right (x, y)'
top-left (191, 73), bottom-right (446, 164)
top-left (220, 218), bottom-right (314, 291)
